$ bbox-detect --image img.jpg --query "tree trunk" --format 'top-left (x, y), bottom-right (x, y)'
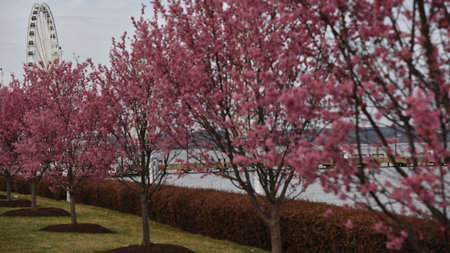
top-left (6, 177), bottom-right (11, 201)
top-left (140, 193), bottom-right (150, 246)
top-left (269, 206), bottom-right (282, 253)
top-left (69, 191), bottom-right (77, 224)
top-left (30, 179), bottom-right (37, 210)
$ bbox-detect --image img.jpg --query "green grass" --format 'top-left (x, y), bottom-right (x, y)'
top-left (0, 191), bottom-right (268, 253)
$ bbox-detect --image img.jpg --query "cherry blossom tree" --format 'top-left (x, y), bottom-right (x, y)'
top-left (0, 82), bottom-right (27, 201)
top-left (19, 60), bottom-right (117, 224)
top-left (93, 19), bottom-right (180, 245)
top-left (15, 109), bottom-right (59, 209)
top-left (142, 1), bottom-right (346, 252)
top-left (291, 0), bottom-right (449, 251)
top-left (10, 68), bottom-right (62, 209)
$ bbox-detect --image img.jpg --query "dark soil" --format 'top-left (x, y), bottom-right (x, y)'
top-left (0, 199), bottom-right (32, 207)
top-left (40, 223), bottom-right (114, 233)
top-left (1, 207), bottom-right (70, 217)
top-left (0, 195), bottom-right (6, 199)
top-left (104, 244), bottom-right (194, 253)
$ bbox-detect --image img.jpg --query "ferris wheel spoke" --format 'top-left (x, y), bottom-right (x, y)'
top-left (37, 14), bottom-right (48, 62)
top-left (35, 24), bottom-right (44, 62)
top-left (37, 10), bottom-right (49, 62)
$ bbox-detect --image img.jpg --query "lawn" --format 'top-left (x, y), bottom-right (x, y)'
top-left (0, 191), bottom-right (268, 253)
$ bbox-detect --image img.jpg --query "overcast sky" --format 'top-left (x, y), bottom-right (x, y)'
top-left (0, 0), bottom-right (149, 84)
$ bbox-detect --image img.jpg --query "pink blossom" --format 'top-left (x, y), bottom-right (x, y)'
top-left (322, 209), bottom-right (333, 218)
top-left (345, 219), bottom-right (354, 229)
top-left (386, 236), bottom-right (404, 250)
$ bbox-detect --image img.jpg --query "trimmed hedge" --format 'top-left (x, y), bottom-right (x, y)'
top-left (0, 175), bottom-right (448, 252)
top-left (0, 175), bottom-right (65, 200)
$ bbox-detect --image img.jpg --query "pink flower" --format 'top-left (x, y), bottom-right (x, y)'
top-left (386, 236), bottom-right (404, 250)
top-left (345, 219), bottom-right (354, 229)
top-left (232, 155), bottom-right (248, 165)
top-left (322, 209), bottom-right (333, 218)
top-left (374, 222), bottom-right (386, 233)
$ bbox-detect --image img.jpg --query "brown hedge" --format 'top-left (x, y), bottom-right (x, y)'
top-left (0, 175), bottom-right (65, 200)
top-left (0, 175), bottom-right (448, 252)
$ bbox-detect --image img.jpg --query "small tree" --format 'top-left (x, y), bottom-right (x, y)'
top-left (0, 83), bottom-right (27, 201)
top-left (13, 68), bottom-right (61, 209)
top-left (20, 60), bottom-right (116, 223)
top-left (15, 109), bottom-right (59, 209)
top-left (94, 20), bottom-right (179, 246)
top-left (146, 1), bottom-right (345, 252)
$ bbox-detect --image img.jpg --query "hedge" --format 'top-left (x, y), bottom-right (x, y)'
top-left (0, 175), bottom-right (65, 200)
top-left (0, 175), bottom-right (448, 252)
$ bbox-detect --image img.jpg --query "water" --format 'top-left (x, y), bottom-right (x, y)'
top-left (163, 172), bottom-right (349, 206)
top-left (138, 145), bottom-right (449, 216)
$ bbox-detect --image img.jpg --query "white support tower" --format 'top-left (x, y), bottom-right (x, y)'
top-left (150, 155), bottom-right (160, 183)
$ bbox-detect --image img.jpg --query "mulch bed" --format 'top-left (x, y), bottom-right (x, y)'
top-left (104, 244), bottom-right (193, 253)
top-left (1, 207), bottom-right (70, 217)
top-left (40, 223), bottom-right (114, 233)
top-left (0, 199), bottom-right (32, 207)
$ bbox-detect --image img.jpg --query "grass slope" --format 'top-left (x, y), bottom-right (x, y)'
top-left (0, 191), bottom-right (268, 253)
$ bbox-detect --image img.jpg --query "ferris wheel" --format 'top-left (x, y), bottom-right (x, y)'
top-left (26, 3), bottom-right (61, 68)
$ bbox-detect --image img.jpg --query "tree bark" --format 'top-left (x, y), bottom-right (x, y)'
top-left (31, 179), bottom-right (37, 210)
top-left (269, 206), bottom-right (282, 253)
top-left (141, 193), bottom-right (150, 246)
top-left (6, 177), bottom-right (11, 201)
top-left (69, 191), bottom-right (77, 224)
